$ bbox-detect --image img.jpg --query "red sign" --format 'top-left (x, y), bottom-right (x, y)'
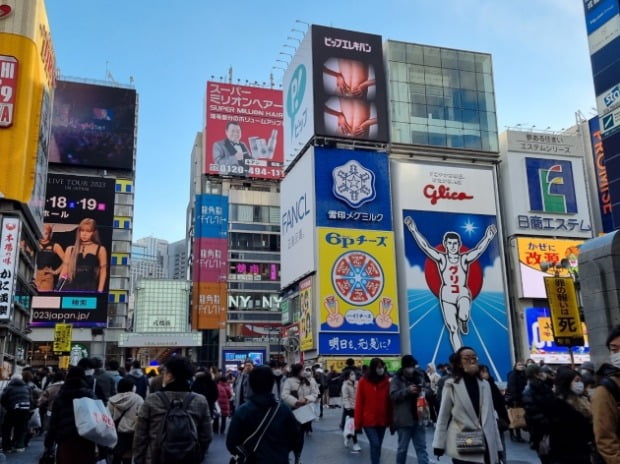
top-left (0, 56), bottom-right (18, 128)
top-left (204, 82), bottom-right (284, 180)
top-left (423, 184), bottom-right (474, 205)
top-left (0, 5), bottom-right (12, 19)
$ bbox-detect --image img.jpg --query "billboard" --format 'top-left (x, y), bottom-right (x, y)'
top-left (525, 306), bottom-right (590, 364)
top-left (0, 217), bottom-right (21, 321)
top-left (0, 0), bottom-right (56, 206)
top-left (544, 276), bottom-right (584, 346)
top-left (30, 174), bottom-right (116, 327)
top-left (193, 282), bottom-right (227, 330)
top-left (280, 149), bottom-right (316, 287)
top-left (584, 0), bottom-right (620, 35)
top-left (392, 161), bottom-right (511, 381)
top-left (588, 12), bottom-right (620, 55)
top-left (49, 80), bottom-right (137, 170)
top-left (588, 117), bottom-right (614, 232)
top-left (204, 82), bottom-right (283, 180)
top-left (222, 349), bottom-right (266, 372)
top-left (311, 25), bottom-right (388, 144)
top-left (299, 276), bottom-right (314, 351)
top-left (194, 194), bottom-right (228, 239)
top-left (314, 147), bottom-right (392, 231)
top-left (516, 237), bottom-right (584, 298)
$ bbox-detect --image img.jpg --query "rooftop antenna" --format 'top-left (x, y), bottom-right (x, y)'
top-left (228, 67), bottom-right (233, 84)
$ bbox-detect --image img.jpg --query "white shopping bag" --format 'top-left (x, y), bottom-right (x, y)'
top-left (343, 416), bottom-right (355, 438)
top-left (73, 397), bottom-right (118, 448)
top-left (292, 403), bottom-right (316, 424)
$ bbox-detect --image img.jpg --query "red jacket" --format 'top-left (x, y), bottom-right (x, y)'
top-left (217, 381), bottom-right (233, 417)
top-left (354, 376), bottom-right (393, 430)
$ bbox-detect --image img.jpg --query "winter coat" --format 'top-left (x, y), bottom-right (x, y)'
top-left (592, 363), bottom-right (620, 463)
top-left (522, 378), bottom-right (555, 449)
top-left (390, 369), bottom-right (425, 428)
top-left (271, 375), bottom-right (286, 401)
top-left (233, 372), bottom-right (254, 408)
top-left (94, 368), bottom-right (116, 400)
top-left (217, 381), bottom-right (233, 417)
top-left (354, 375), bottom-right (392, 430)
top-left (547, 394), bottom-right (594, 463)
top-left (341, 379), bottom-right (357, 410)
top-left (0, 378), bottom-right (33, 411)
top-left (132, 380), bottom-right (212, 464)
top-left (281, 376), bottom-right (319, 410)
top-left (108, 391), bottom-right (144, 433)
top-left (191, 372), bottom-right (218, 411)
top-left (44, 377), bottom-right (96, 448)
top-left (506, 368), bottom-right (527, 407)
top-left (128, 369), bottom-right (149, 398)
top-left (38, 381), bottom-right (64, 412)
top-left (226, 392), bottom-right (300, 464)
top-left (432, 377), bottom-right (503, 464)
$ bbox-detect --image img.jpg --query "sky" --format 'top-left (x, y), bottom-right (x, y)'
top-left (45, 0), bottom-right (596, 243)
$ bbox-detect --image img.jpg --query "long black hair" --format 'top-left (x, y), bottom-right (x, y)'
top-left (452, 346), bottom-right (481, 383)
top-left (364, 357), bottom-right (386, 384)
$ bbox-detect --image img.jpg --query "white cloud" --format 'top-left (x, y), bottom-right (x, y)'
top-left (481, 256), bottom-right (505, 293)
top-left (405, 263), bottom-right (428, 290)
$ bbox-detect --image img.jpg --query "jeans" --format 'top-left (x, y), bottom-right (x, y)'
top-left (363, 426), bottom-right (386, 464)
top-left (397, 424), bottom-right (429, 464)
top-left (2, 409), bottom-right (30, 450)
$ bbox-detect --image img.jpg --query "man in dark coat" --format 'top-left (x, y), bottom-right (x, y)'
top-left (227, 366), bottom-right (300, 464)
top-left (1, 374), bottom-right (34, 453)
top-left (506, 360), bottom-right (527, 442)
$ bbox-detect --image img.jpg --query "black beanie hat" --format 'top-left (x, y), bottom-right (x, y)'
top-left (401, 354), bottom-right (417, 368)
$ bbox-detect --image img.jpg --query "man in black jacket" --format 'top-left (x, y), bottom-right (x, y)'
top-left (1, 374), bottom-right (33, 453)
top-left (227, 366), bottom-right (300, 464)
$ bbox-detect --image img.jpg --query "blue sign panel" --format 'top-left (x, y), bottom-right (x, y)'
top-left (585, 0), bottom-right (619, 35)
top-left (319, 332), bottom-right (400, 356)
top-left (588, 117), bottom-right (615, 232)
top-left (314, 147), bottom-right (393, 231)
top-left (525, 158), bottom-right (578, 214)
top-left (195, 194), bottom-right (229, 239)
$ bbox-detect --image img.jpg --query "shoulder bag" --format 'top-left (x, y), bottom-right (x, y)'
top-left (455, 384), bottom-right (486, 455)
top-left (229, 402), bottom-right (280, 464)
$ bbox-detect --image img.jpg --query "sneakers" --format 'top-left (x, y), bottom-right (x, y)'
top-left (351, 443), bottom-right (361, 452)
top-left (344, 436), bottom-right (350, 448)
top-left (14, 448), bottom-right (25, 453)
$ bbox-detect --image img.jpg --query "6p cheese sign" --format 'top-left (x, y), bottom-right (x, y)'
top-left (0, 55), bottom-right (18, 128)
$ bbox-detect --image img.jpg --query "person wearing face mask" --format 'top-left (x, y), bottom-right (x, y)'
top-left (354, 358), bottom-right (393, 464)
top-left (341, 369), bottom-right (361, 452)
top-left (281, 363), bottom-right (319, 464)
top-left (522, 363), bottom-right (554, 463)
top-left (432, 347), bottom-right (503, 464)
top-left (505, 361), bottom-right (527, 443)
top-left (592, 325), bottom-right (620, 463)
top-left (546, 368), bottom-right (597, 463)
top-left (390, 354), bottom-right (430, 464)
top-left (269, 360), bottom-right (286, 402)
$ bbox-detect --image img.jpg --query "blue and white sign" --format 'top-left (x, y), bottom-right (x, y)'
top-left (600, 107), bottom-right (620, 138)
top-left (588, 13), bottom-right (620, 54)
top-left (585, 0), bottom-right (619, 35)
top-left (318, 332), bottom-right (400, 356)
top-left (195, 194), bottom-right (228, 239)
top-left (597, 81), bottom-right (620, 114)
top-left (315, 147), bottom-right (392, 231)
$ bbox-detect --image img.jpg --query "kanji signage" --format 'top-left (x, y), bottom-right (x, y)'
top-left (53, 323), bottom-right (72, 353)
top-left (0, 217), bottom-right (20, 321)
top-left (544, 276), bottom-right (584, 346)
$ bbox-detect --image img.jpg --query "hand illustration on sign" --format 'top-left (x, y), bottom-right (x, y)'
top-left (375, 297), bottom-right (393, 329)
top-left (324, 295), bottom-right (344, 328)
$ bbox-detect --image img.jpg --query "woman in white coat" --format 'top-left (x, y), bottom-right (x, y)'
top-left (432, 347), bottom-right (503, 464)
top-left (281, 364), bottom-right (319, 464)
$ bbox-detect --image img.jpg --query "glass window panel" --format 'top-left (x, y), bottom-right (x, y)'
top-left (411, 103), bottom-right (428, 118)
top-left (392, 101), bottom-right (409, 122)
top-left (428, 128), bottom-right (447, 146)
top-left (481, 131), bottom-right (499, 152)
top-left (406, 44), bottom-right (424, 64)
top-left (237, 205), bottom-right (253, 222)
top-left (392, 122), bottom-right (411, 144)
top-left (424, 67), bottom-right (443, 87)
top-left (447, 128), bottom-right (464, 148)
top-left (475, 54), bottom-right (492, 74)
top-left (426, 94), bottom-right (446, 107)
top-left (459, 70), bottom-right (477, 90)
top-left (461, 90), bottom-right (479, 110)
top-left (411, 92), bottom-right (426, 105)
top-left (408, 64), bottom-right (425, 84)
top-left (447, 88), bottom-right (462, 108)
top-left (482, 92), bottom-right (496, 112)
top-left (441, 49), bottom-right (459, 70)
top-left (389, 81), bottom-right (408, 101)
top-left (427, 106), bottom-right (446, 125)
top-left (426, 85), bottom-right (443, 97)
top-left (411, 127), bottom-right (429, 145)
top-left (462, 109), bottom-right (479, 125)
top-left (480, 111), bottom-right (498, 132)
top-left (458, 51), bottom-right (476, 71)
top-left (409, 83), bottom-right (426, 95)
top-left (443, 69), bottom-right (460, 89)
top-left (389, 42), bottom-right (407, 62)
top-left (390, 61), bottom-right (408, 81)
top-left (229, 204), bottom-right (238, 221)
top-left (269, 207), bottom-right (280, 224)
top-left (423, 46), bottom-right (441, 67)
top-left (445, 107), bottom-right (463, 125)
top-left (463, 133), bottom-right (482, 150)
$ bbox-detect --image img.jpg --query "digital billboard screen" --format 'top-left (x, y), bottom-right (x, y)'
top-left (31, 173), bottom-right (116, 327)
top-left (204, 82), bottom-right (284, 180)
top-left (311, 25), bottom-right (388, 144)
top-left (49, 80), bottom-right (137, 170)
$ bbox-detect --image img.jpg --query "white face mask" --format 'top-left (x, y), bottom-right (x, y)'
top-left (303, 370), bottom-right (312, 378)
top-left (85, 369), bottom-right (94, 376)
top-left (571, 381), bottom-right (585, 395)
top-left (610, 352), bottom-right (620, 369)
top-left (376, 368), bottom-right (385, 376)
top-left (349, 374), bottom-right (356, 382)
top-left (273, 369), bottom-right (282, 377)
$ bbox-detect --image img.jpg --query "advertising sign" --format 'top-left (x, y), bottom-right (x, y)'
top-left (318, 333), bottom-right (400, 356)
top-left (311, 25), bottom-right (388, 144)
top-left (516, 237), bottom-right (584, 298)
top-left (50, 80), bottom-right (137, 170)
top-left (53, 323), bottom-right (72, 352)
top-left (318, 228), bottom-right (399, 335)
top-left (525, 307), bottom-right (590, 364)
top-left (193, 282), bottom-right (226, 330)
top-left (600, 106), bottom-right (620, 138)
top-left (544, 277), bottom-right (584, 346)
top-left (499, 135), bottom-right (593, 238)
top-left (283, 30), bottom-right (314, 168)
top-left (589, 117), bottom-right (614, 232)
top-left (589, 12), bottom-right (620, 55)
top-left (30, 174), bottom-right (115, 327)
top-left (0, 217), bottom-right (21, 321)
top-left (281, 149), bottom-right (316, 287)
top-left (222, 349), bottom-right (266, 372)
top-left (193, 238), bottom-right (228, 282)
top-left (194, 194), bottom-right (228, 239)
top-left (204, 82), bottom-right (283, 180)
top-left (314, 147), bottom-right (392, 231)
top-left (299, 276), bottom-right (314, 351)
top-left (585, 0), bottom-right (619, 34)
top-left (0, 0), bottom-right (56, 205)
top-left (392, 161), bottom-right (511, 381)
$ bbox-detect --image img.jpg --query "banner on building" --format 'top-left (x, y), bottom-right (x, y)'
top-left (53, 323), bottom-right (72, 352)
top-left (544, 276), bottom-right (584, 347)
top-left (0, 217), bottom-right (21, 321)
top-left (299, 276), bottom-right (314, 351)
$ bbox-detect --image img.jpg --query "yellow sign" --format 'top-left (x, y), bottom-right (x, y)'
top-left (53, 323), bottom-right (72, 352)
top-left (58, 356), bottom-right (70, 370)
top-left (537, 317), bottom-right (554, 342)
top-left (318, 228), bottom-right (399, 332)
top-left (544, 276), bottom-right (584, 346)
top-left (299, 276), bottom-right (314, 351)
top-left (517, 237), bottom-right (582, 277)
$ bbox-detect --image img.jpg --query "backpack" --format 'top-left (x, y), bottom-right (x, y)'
top-left (599, 376), bottom-right (620, 404)
top-left (157, 392), bottom-right (201, 464)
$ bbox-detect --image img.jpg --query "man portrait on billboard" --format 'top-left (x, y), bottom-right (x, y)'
top-left (212, 121), bottom-right (251, 175)
top-left (404, 216), bottom-right (496, 351)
